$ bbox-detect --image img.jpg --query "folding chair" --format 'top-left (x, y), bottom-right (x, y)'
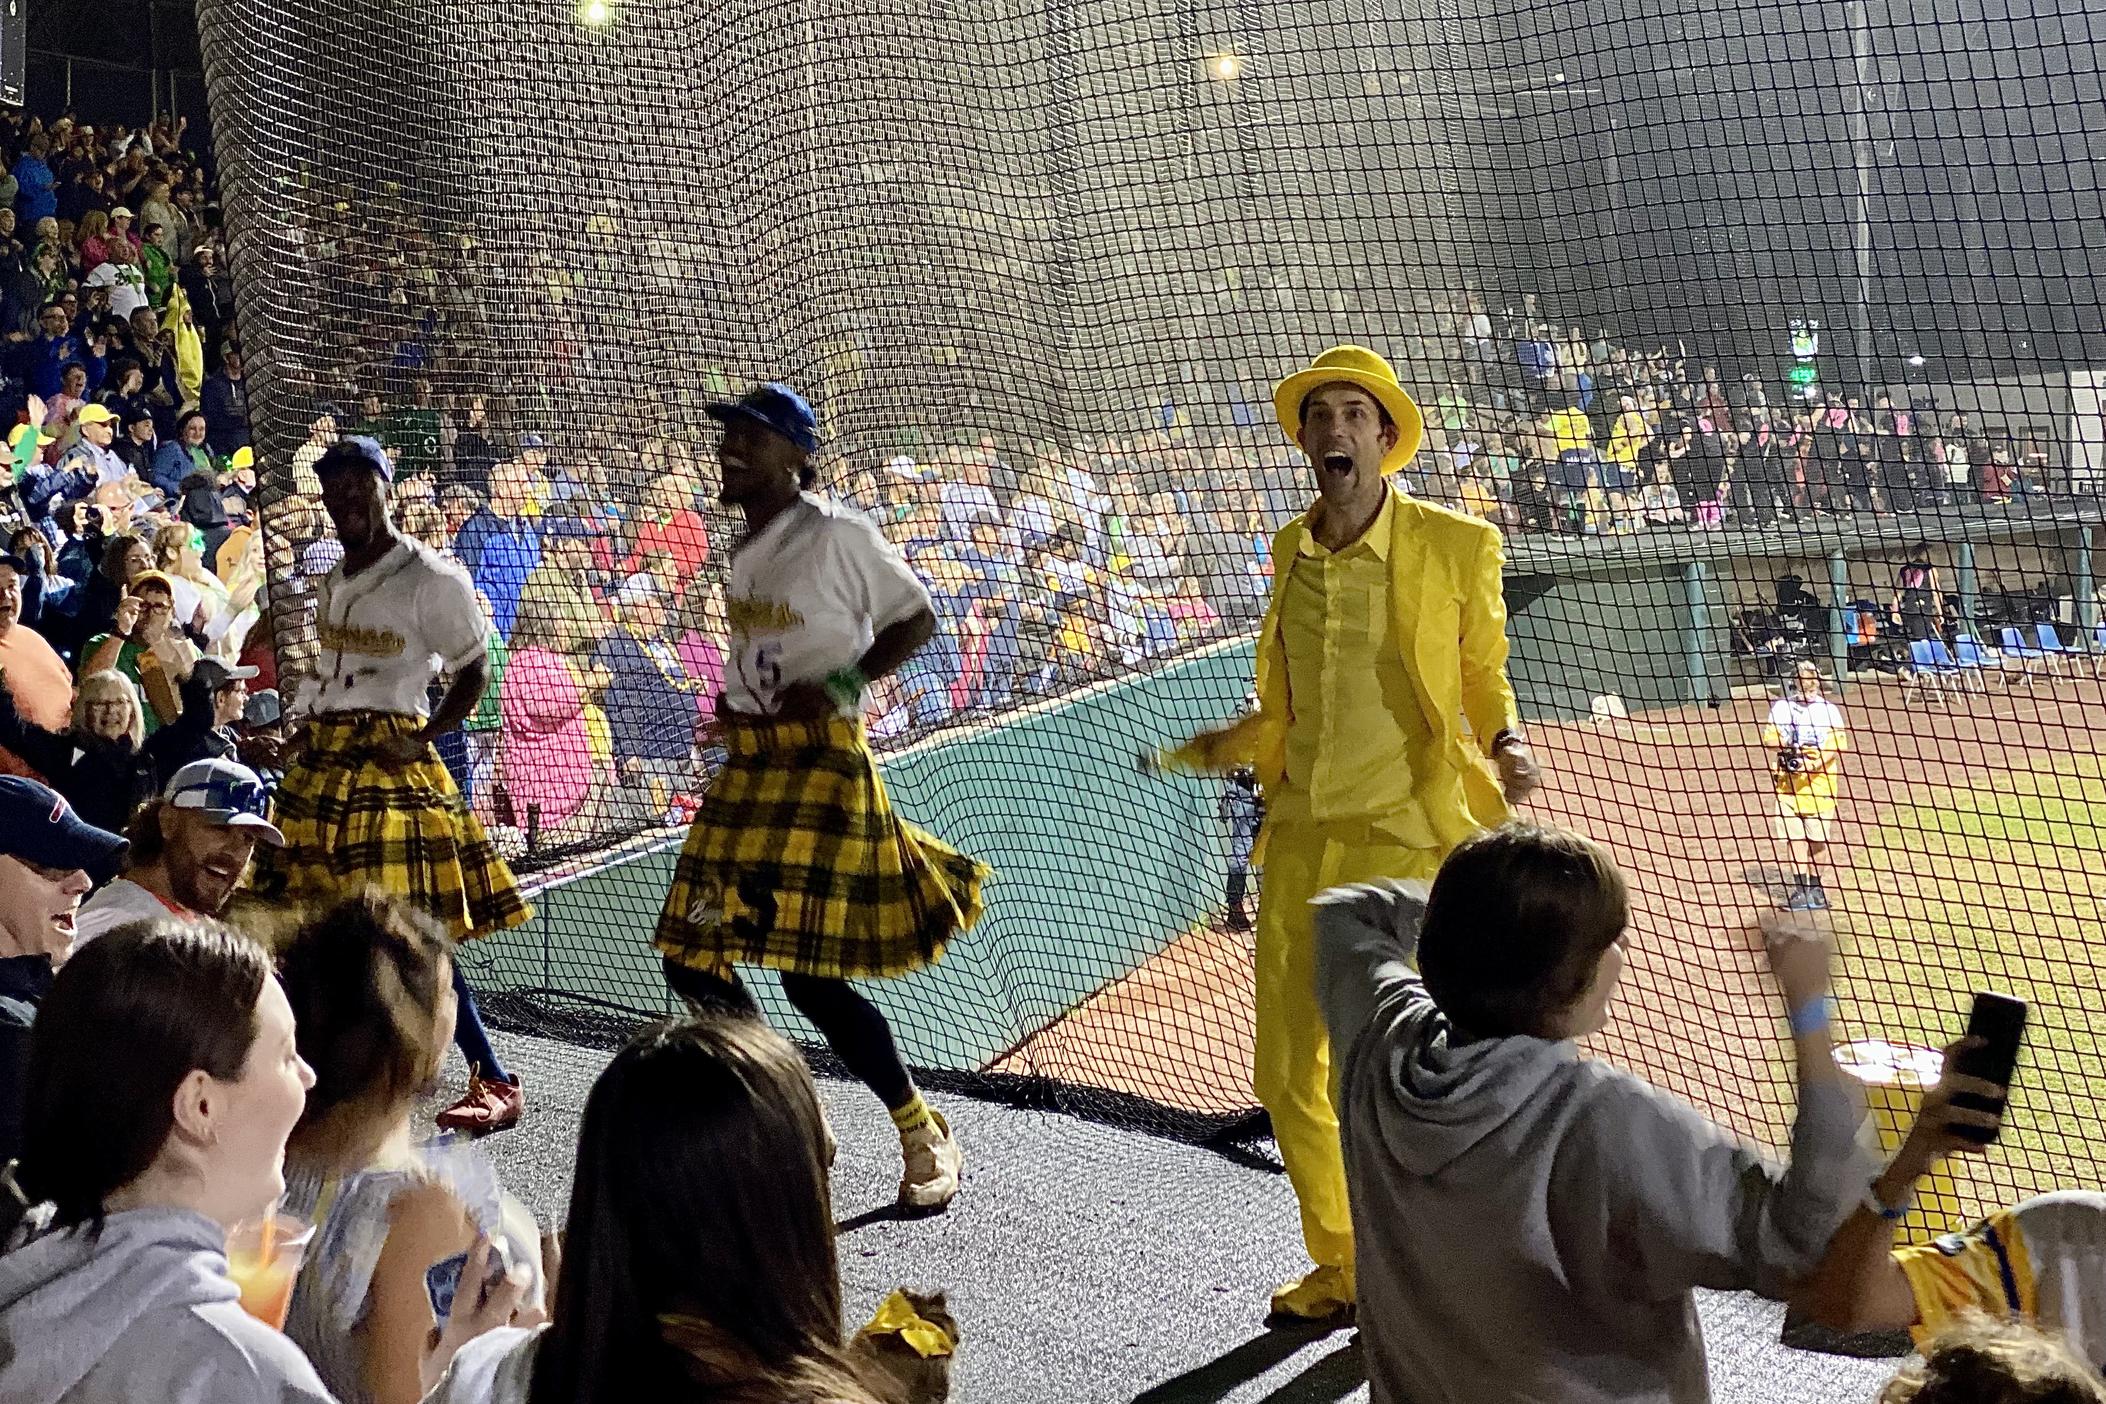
top-left (1955, 634), bottom-right (2004, 691)
top-left (2000, 626), bottom-right (2044, 687)
top-left (1902, 639), bottom-right (1950, 707)
top-left (2034, 622), bottom-right (2075, 677)
top-left (1927, 638), bottom-right (1982, 694)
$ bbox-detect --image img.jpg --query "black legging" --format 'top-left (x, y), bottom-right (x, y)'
top-left (661, 957), bottom-right (914, 1111)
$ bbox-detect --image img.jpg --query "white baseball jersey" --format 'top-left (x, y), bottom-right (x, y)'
top-left (724, 493), bottom-right (931, 718)
top-left (313, 538), bottom-right (488, 717)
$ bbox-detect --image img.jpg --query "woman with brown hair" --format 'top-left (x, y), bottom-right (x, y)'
top-left (1883, 1316), bottom-right (2106, 1404)
top-left (73, 208), bottom-right (112, 270)
top-left (427, 1012), bottom-right (946, 1404)
top-left (0, 919), bottom-right (331, 1403)
top-left (277, 892), bottom-right (543, 1404)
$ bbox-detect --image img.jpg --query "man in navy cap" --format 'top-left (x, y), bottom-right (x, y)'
top-left (256, 437), bottom-right (535, 1133)
top-left (0, 774), bottom-right (127, 1163)
top-left (654, 382), bottom-right (988, 1211)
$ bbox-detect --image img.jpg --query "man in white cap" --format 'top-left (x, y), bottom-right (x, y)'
top-left (1149, 345), bottom-right (1541, 1326)
top-left (73, 757), bottom-right (284, 943)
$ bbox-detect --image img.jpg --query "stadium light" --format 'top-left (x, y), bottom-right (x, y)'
top-left (1206, 52), bottom-right (1244, 82)
top-left (578, 0), bottom-right (613, 27)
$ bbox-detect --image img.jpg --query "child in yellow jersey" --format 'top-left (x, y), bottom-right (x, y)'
top-left (1786, 1040), bottom-right (2106, 1367)
top-left (1895, 1192), bottom-right (2106, 1368)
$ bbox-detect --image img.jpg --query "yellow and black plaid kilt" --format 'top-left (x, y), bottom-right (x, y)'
top-left (256, 711), bottom-right (532, 943)
top-left (654, 716), bottom-right (988, 980)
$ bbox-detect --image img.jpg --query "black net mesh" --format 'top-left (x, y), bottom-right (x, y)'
top-left (194, 0), bottom-right (2104, 1207)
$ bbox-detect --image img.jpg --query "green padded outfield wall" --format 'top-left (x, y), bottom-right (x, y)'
top-left (467, 638), bottom-right (1259, 1071)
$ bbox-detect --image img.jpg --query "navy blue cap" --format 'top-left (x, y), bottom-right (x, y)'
top-left (315, 435), bottom-right (395, 483)
top-left (706, 382), bottom-right (818, 454)
top-left (519, 433), bottom-right (548, 450)
top-left (0, 776), bottom-right (127, 873)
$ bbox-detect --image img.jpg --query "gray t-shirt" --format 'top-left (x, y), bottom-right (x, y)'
top-left (73, 877), bottom-right (190, 947)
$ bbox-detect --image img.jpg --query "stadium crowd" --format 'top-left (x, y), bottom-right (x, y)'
top-left (1413, 292), bottom-right (2081, 536)
top-left (0, 100), bottom-right (2102, 1404)
top-left (0, 104), bottom-right (2088, 860)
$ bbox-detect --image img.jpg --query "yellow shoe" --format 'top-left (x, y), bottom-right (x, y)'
top-left (1266, 1264), bottom-right (1356, 1328)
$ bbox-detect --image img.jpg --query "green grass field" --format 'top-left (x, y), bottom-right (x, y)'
top-left (1829, 753), bottom-right (2106, 1228)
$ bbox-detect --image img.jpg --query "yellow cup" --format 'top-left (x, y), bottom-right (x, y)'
top-left (1832, 1039), bottom-right (1966, 1235)
top-left (225, 1210), bottom-right (312, 1330)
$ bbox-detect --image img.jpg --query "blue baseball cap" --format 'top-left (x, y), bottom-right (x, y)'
top-left (706, 383), bottom-right (819, 454)
top-left (315, 435), bottom-right (395, 483)
top-left (164, 760), bottom-right (285, 846)
top-left (0, 776), bottom-right (127, 874)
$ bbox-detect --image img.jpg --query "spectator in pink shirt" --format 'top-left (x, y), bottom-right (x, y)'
top-left (674, 576), bottom-right (726, 704)
top-left (498, 577), bottom-right (609, 848)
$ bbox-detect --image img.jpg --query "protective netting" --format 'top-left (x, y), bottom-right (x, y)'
top-left (194, 0), bottom-right (2103, 1212)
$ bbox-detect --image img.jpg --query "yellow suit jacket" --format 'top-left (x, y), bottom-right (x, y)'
top-left (1170, 486), bottom-right (1519, 844)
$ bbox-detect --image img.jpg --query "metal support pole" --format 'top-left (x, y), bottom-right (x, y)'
top-left (1849, 0), bottom-right (1874, 393)
top-left (1956, 540), bottom-right (1978, 639)
top-left (1684, 560), bottom-right (1713, 705)
top-left (2075, 525), bottom-right (2095, 638)
top-left (1828, 549), bottom-right (1851, 686)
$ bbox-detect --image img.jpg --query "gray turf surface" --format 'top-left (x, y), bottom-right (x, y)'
top-left (458, 1030), bottom-right (1894, 1404)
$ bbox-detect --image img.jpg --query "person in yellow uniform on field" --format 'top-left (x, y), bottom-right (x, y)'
top-left (1145, 345), bottom-right (1541, 1326)
top-left (1764, 659), bottom-right (1847, 911)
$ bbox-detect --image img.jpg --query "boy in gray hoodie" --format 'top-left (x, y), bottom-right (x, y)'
top-left (1313, 821), bottom-right (1875, 1404)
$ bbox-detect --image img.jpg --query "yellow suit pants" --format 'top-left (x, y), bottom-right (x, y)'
top-left (1255, 816), bottom-right (1442, 1273)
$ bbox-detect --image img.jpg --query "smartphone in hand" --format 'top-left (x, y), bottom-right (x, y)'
top-left (425, 1236), bottom-right (513, 1325)
top-left (1950, 991), bottom-right (2026, 1145)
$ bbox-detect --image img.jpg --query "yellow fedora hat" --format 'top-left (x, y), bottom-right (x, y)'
top-left (1272, 344), bottom-right (1425, 476)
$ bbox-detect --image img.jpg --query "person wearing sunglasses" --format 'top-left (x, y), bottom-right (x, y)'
top-left (72, 757), bottom-right (285, 946)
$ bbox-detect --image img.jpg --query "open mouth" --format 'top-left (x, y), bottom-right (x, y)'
top-left (1322, 452), bottom-right (1354, 474)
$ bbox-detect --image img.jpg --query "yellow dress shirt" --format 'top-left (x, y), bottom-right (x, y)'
top-left (1272, 492), bottom-right (1438, 847)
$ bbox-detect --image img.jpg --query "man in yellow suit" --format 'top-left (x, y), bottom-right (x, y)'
top-left (1148, 345), bottom-right (1540, 1326)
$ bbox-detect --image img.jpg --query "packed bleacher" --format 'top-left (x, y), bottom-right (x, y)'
top-left (0, 101), bottom-right (2092, 869)
top-left (1, 98), bottom-right (2105, 1404)
top-left (1417, 292), bottom-right (2082, 535)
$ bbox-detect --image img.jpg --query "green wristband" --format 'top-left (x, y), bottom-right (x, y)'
top-left (823, 666), bottom-right (869, 708)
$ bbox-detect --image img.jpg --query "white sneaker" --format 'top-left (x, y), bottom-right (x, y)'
top-left (898, 1110), bottom-right (961, 1211)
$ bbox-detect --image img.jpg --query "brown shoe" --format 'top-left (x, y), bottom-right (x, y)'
top-left (436, 1068), bottom-right (524, 1134)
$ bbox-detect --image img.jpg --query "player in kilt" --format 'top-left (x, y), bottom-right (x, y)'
top-left (256, 436), bottom-right (533, 1132)
top-left (655, 383), bottom-right (987, 1212)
